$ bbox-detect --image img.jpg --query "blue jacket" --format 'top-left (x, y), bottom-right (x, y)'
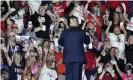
top-left (58, 27), bottom-right (90, 62)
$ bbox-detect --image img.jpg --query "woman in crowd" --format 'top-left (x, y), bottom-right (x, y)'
top-left (4, 47), bottom-right (24, 80)
top-left (84, 1), bottom-right (104, 40)
top-left (1, 1), bottom-right (12, 37)
top-left (23, 56), bottom-right (38, 80)
top-left (7, 32), bottom-right (23, 61)
top-left (23, 21), bottom-right (36, 38)
top-left (0, 39), bottom-right (8, 70)
top-left (112, 60), bottom-right (133, 80)
top-left (98, 62), bottom-right (118, 80)
top-left (109, 12), bottom-right (121, 32)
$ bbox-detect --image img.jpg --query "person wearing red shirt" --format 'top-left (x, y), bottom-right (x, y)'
top-left (85, 48), bottom-right (97, 80)
top-left (53, 1), bottom-right (72, 17)
top-left (98, 62), bottom-right (118, 80)
top-left (55, 50), bottom-right (66, 80)
top-left (55, 50), bottom-right (65, 74)
top-left (84, 1), bottom-right (104, 40)
top-left (53, 1), bottom-right (67, 17)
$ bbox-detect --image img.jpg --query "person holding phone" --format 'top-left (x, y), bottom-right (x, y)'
top-left (23, 21), bottom-right (36, 38)
top-left (105, 21), bottom-right (127, 60)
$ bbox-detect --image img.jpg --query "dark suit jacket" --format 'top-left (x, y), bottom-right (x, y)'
top-left (58, 27), bottom-right (90, 62)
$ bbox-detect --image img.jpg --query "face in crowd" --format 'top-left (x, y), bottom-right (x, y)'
top-left (113, 12), bottom-right (120, 22)
top-left (1, 68), bottom-right (9, 80)
top-left (105, 62), bottom-right (113, 72)
top-left (49, 41), bottom-right (55, 54)
top-left (39, 4), bottom-right (48, 16)
top-left (11, 24), bottom-right (19, 34)
top-left (13, 53), bottom-right (21, 65)
top-left (113, 27), bottom-right (121, 35)
top-left (9, 34), bottom-right (16, 42)
top-left (43, 41), bottom-right (49, 48)
top-left (125, 64), bottom-right (133, 75)
top-left (128, 35), bottom-right (133, 45)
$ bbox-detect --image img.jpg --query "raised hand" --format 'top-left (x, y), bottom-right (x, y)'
top-left (91, 14), bottom-right (97, 19)
top-left (109, 21), bottom-right (112, 27)
top-left (38, 46), bottom-right (43, 54)
top-left (2, 46), bottom-right (8, 56)
top-left (120, 22), bottom-right (126, 31)
top-left (38, 16), bottom-right (45, 23)
top-left (43, 47), bottom-right (49, 56)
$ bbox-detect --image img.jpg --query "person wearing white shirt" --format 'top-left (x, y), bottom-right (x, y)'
top-left (38, 64), bottom-right (57, 80)
top-left (105, 21), bottom-right (127, 60)
top-left (69, 1), bottom-right (85, 24)
top-left (38, 48), bottom-right (57, 80)
top-left (10, 9), bottom-right (25, 33)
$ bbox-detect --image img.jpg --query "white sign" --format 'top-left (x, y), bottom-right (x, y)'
top-left (127, 23), bottom-right (133, 31)
top-left (15, 35), bottom-right (30, 41)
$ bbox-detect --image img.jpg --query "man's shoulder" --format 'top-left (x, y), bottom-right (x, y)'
top-left (66, 28), bottom-right (85, 32)
top-left (61, 28), bottom-right (85, 36)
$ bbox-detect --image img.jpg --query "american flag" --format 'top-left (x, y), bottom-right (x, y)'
top-left (128, 1), bottom-right (133, 19)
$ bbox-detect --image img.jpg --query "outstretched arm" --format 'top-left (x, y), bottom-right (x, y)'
top-left (83, 2), bottom-right (89, 19)
top-left (105, 21), bottom-right (112, 37)
top-left (1, 1), bottom-right (11, 21)
top-left (3, 45), bottom-right (12, 66)
top-left (114, 62), bottom-right (122, 76)
top-left (98, 70), bottom-right (106, 80)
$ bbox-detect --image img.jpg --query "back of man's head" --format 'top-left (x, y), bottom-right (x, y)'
top-left (69, 16), bottom-right (79, 27)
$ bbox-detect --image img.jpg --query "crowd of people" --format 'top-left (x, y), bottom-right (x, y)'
top-left (0, 0), bottom-right (133, 80)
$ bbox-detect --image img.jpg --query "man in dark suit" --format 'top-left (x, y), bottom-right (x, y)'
top-left (58, 16), bottom-right (90, 80)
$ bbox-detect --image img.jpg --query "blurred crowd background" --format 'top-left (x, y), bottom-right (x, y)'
top-left (0, 0), bottom-right (133, 80)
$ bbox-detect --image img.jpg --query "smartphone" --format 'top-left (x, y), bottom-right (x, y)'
top-left (28, 21), bottom-right (32, 28)
top-left (120, 22), bottom-right (124, 28)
